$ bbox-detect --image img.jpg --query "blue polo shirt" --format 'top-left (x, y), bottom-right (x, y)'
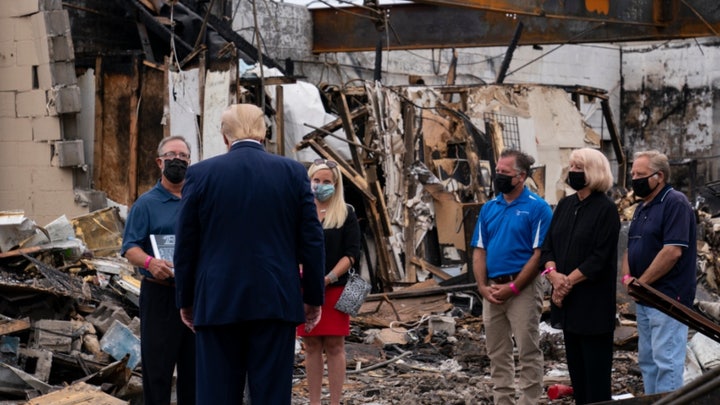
top-left (471, 187), bottom-right (552, 278)
top-left (121, 181), bottom-right (181, 278)
top-left (627, 185), bottom-right (696, 307)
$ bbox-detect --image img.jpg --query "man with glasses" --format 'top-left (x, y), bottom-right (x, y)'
top-left (470, 149), bottom-right (552, 405)
top-left (622, 150), bottom-right (696, 394)
top-left (121, 135), bottom-right (196, 404)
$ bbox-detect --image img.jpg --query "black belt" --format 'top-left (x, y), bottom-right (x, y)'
top-left (489, 273), bottom-right (519, 284)
top-left (142, 276), bottom-right (175, 287)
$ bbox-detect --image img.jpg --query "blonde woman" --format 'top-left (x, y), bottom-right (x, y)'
top-left (540, 147), bottom-right (620, 404)
top-left (297, 159), bottom-right (361, 405)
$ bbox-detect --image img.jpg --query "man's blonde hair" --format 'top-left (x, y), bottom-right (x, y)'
top-left (221, 104), bottom-right (266, 142)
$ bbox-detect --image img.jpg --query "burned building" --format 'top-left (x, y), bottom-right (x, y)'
top-left (1, 0), bottom-right (720, 402)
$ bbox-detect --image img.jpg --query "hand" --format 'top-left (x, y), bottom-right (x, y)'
top-left (548, 272), bottom-right (572, 297)
top-left (490, 284), bottom-right (515, 302)
top-left (304, 304), bottom-right (322, 333)
top-left (148, 258), bottom-right (175, 280)
top-left (180, 307), bottom-right (195, 332)
top-left (622, 275), bottom-right (637, 301)
top-left (478, 284), bottom-right (504, 305)
top-left (552, 289), bottom-right (565, 308)
top-left (622, 275), bottom-right (635, 288)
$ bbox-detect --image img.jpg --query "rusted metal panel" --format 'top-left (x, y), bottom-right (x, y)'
top-left (311, 2), bottom-right (720, 53)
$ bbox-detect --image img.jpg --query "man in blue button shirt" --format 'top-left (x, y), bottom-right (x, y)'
top-left (622, 150), bottom-right (696, 395)
top-left (471, 149), bottom-right (552, 405)
top-left (121, 136), bottom-right (196, 405)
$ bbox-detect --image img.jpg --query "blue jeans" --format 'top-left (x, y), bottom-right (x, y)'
top-left (636, 304), bottom-right (688, 394)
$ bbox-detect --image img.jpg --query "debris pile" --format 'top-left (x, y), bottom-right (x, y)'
top-left (1, 204), bottom-right (720, 403)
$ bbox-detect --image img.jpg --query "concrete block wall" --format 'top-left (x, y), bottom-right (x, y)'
top-left (0, 0), bottom-right (87, 227)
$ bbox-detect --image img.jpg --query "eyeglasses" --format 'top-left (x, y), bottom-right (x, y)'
top-left (160, 152), bottom-right (191, 160)
top-left (313, 158), bottom-right (337, 168)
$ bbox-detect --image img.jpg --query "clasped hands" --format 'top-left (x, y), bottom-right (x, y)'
top-left (548, 272), bottom-right (572, 308)
top-left (479, 284), bottom-right (514, 305)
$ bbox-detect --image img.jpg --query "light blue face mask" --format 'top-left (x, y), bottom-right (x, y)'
top-left (313, 183), bottom-right (335, 202)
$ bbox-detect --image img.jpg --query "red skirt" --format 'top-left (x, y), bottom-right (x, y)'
top-left (297, 285), bottom-right (350, 337)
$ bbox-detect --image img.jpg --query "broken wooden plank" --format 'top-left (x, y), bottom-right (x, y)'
top-left (409, 257), bottom-right (453, 281)
top-left (0, 245), bottom-right (43, 259)
top-left (0, 315), bottom-right (31, 336)
top-left (365, 282), bottom-right (478, 302)
top-left (26, 381), bottom-right (127, 405)
top-left (403, 102), bottom-right (418, 283)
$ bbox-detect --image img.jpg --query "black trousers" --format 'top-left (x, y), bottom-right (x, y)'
top-left (195, 320), bottom-right (296, 405)
top-left (139, 279), bottom-right (196, 405)
top-left (563, 330), bottom-right (614, 405)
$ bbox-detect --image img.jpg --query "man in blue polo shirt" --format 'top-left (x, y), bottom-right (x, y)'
top-left (121, 136), bottom-right (196, 404)
top-left (471, 149), bottom-right (552, 405)
top-left (622, 150), bottom-right (696, 395)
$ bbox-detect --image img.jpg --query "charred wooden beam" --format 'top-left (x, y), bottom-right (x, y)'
top-left (297, 106), bottom-right (368, 143)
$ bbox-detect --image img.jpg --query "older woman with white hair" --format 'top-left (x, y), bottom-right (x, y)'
top-left (297, 158), bottom-right (361, 405)
top-left (540, 147), bottom-right (621, 404)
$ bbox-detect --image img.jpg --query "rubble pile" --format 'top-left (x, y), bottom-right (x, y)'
top-left (0, 192), bottom-right (719, 403)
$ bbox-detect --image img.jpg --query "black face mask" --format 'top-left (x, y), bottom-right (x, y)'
top-left (567, 171), bottom-right (587, 191)
top-left (163, 158), bottom-right (188, 184)
top-left (632, 172), bottom-right (659, 198)
top-left (494, 173), bottom-right (516, 194)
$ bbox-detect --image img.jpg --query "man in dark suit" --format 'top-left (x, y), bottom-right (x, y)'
top-left (174, 103), bottom-right (325, 404)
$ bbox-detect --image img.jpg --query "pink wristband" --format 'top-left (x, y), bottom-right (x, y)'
top-left (144, 256), bottom-right (153, 269)
top-left (509, 282), bottom-right (520, 295)
top-left (542, 267), bottom-right (556, 276)
top-left (622, 274), bottom-right (631, 283)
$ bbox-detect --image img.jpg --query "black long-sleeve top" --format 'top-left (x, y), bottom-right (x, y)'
top-left (324, 205), bottom-right (361, 287)
top-left (540, 191), bottom-right (620, 334)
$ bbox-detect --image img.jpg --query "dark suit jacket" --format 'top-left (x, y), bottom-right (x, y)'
top-left (173, 141), bottom-right (325, 326)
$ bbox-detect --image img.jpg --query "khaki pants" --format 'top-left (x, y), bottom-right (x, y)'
top-left (482, 278), bottom-right (544, 405)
